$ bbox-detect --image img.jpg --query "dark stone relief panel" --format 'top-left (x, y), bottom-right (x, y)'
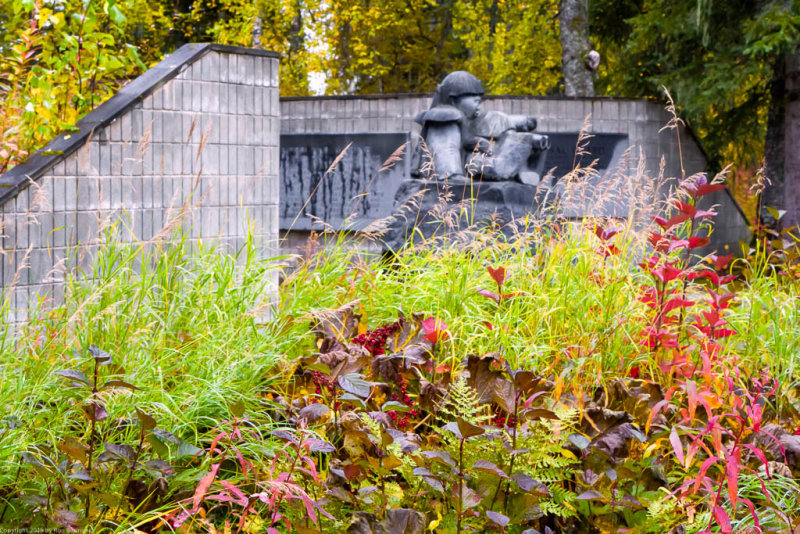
top-left (280, 133), bottom-right (409, 230)
top-left (280, 132), bottom-right (628, 229)
top-left (540, 133), bottom-right (629, 178)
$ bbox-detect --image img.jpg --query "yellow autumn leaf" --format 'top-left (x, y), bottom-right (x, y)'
top-left (38, 9), bottom-right (53, 29)
top-left (643, 441), bottom-right (662, 458)
top-left (560, 448), bottom-right (578, 460)
top-left (428, 510), bottom-right (442, 531)
top-left (385, 482), bottom-right (404, 499)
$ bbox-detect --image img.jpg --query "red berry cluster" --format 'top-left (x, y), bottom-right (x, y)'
top-left (490, 403), bottom-right (516, 428)
top-left (310, 371), bottom-right (342, 409)
top-left (388, 374), bottom-right (418, 429)
top-left (312, 370), bottom-right (332, 395)
top-left (352, 319), bottom-right (404, 356)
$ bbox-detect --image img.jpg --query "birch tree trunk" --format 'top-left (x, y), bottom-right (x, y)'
top-left (252, 12), bottom-right (263, 47)
top-left (559, 0), bottom-right (593, 97)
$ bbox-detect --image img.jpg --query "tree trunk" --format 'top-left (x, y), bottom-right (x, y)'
top-left (252, 12), bottom-right (263, 48)
top-left (764, 49), bottom-right (800, 231)
top-left (763, 54), bottom-right (786, 223)
top-left (783, 49), bottom-right (800, 230)
top-left (559, 0), bottom-right (593, 97)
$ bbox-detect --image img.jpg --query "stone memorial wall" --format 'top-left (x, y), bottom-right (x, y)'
top-left (0, 44), bottom-right (280, 323)
top-left (280, 94), bottom-right (749, 249)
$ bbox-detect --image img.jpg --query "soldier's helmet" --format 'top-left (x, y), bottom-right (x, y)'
top-left (434, 71), bottom-right (484, 106)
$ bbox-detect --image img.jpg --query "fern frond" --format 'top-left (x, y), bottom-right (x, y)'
top-left (437, 376), bottom-right (489, 425)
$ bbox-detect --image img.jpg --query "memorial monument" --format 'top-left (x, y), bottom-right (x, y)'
top-left (383, 70), bottom-right (555, 250)
top-left (412, 70), bottom-right (550, 185)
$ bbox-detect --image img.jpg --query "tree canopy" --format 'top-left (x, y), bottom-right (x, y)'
top-left (2, 0), bottom-right (800, 222)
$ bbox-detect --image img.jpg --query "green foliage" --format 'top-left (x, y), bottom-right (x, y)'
top-left (302, 0), bottom-right (563, 95)
top-left (513, 420), bottom-right (579, 518)
top-left (0, 0), bottom-right (156, 172)
top-left (593, 0), bottom-right (800, 170)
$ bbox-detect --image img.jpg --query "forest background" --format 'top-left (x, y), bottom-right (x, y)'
top-left (1, 0), bottom-right (799, 223)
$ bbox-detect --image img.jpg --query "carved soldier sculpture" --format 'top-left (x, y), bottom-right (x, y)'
top-left (413, 71), bottom-right (550, 185)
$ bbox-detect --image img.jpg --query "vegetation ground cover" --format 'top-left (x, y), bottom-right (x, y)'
top-left (1, 161), bottom-right (800, 532)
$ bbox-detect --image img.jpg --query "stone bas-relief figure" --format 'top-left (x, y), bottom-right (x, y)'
top-left (413, 71), bottom-right (550, 185)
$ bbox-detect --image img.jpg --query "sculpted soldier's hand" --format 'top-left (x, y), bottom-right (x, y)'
top-left (475, 137), bottom-right (493, 154)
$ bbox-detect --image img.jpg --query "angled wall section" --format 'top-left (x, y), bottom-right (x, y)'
top-left (0, 44), bottom-right (280, 324)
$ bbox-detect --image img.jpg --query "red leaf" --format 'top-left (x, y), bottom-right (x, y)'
top-left (301, 454), bottom-right (320, 482)
top-left (669, 426), bottom-right (685, 466)
top-left (694, 184), bottom-right (726, 197)
top-left (682, 175), bottom-right (727, 198)
top-left (598, 244), bottom-right (621, 257)
top-left (421, 317), bottom-right (449, 343)
top-left (653, 213), bottom-right (690, 230)
top-left (652, 216), bottom-right (669, 229)
top-left (726, 450), bottom-right (741, 508)
top-left (706, 288), bottom-right (736, 310)
top-left (713, 328), bottom-right (737, 339)
top-left (668, 238), bottom-right (690, 252)
top-left (300, 493), bottom-right (318, 525)
top-left (667, 213), bottom-right (691, 228)
top-left (477, 288), bottom-right (501, 302)
top-left (663, 297), bottom-right (694, 314)
top-left (713, 506), bottom-right (733, 533)
top-left (647, 399), bottom-right (672, 434)
top-left (711, 254), bottom-right (733, 271)
top-left (694, 208), bottom-right (717, 219)
top-left (738, 497), bottom-right (763, 531)
top-left (687, 236), bottom-right (710, 249)
top-left (219, 480), bottom-right (248, 507)
top-left (648, 232), bottom-right (672, 253)
top-left (594, 225), bottom-right (622, 241)
top-left (745, 403), bottom-right (763, 433)
top-left (653, 262), bottom-right (683, 283)
top-left (692, 456), bottom-right (721, 493)
top-left (676, 202), bottom-right (697, 217)
top-left (742, 444), bottom-right (769, 476)
top-left (193, 463), bottom-right (221, 510)
top-left (343, 463), bottom-right (364, 480)
top-left (487, 265), bottom-right (506, 287)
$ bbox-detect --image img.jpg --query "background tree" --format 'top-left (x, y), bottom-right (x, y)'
top-left (0, 0), bottom-right (157, 172)
top-left (309, 0), bottom-right (562, 95)
top-left (592, 0), bottom-right (800, 225)
top-left (453, 0), bottom-right (561, 95)
top-left (559, 0), bottom-right (594, 96)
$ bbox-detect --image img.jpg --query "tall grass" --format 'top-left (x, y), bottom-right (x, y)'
top-left (1, 111), bottom-right (799, 530)
top-left (0, 225), bottom-right (288, 515)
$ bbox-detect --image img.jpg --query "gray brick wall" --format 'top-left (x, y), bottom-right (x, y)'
top-left (1, 48), bottom-right (280, 324)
